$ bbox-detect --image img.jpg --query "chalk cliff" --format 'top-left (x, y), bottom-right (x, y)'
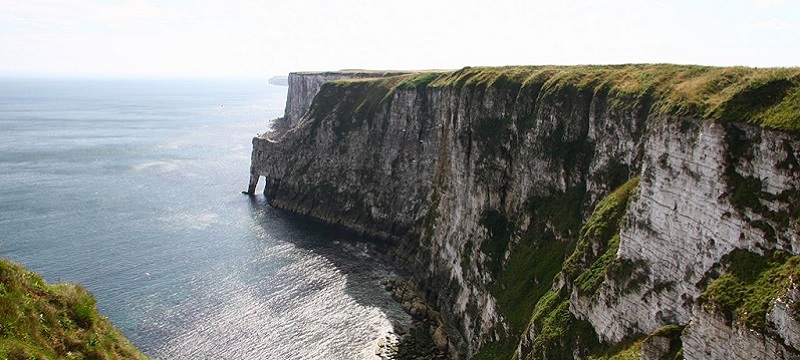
top-left (273, 71), bottom-right (409, 131)
top-left (249, 65), bottom-right (800, 359)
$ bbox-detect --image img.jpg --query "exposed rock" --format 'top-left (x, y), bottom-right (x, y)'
top-left (641, 325), bottom-right (683, 360)
top-left (381, 276), bottom-right (452, 358)
top-left (276, 70), bottom-right (409, 131)
top-left (641, 336), bottom-right (673, 360)
top-left (249, 65), bottom-right (800, 359)
top-left (250, 67), bottom-right (650, 355)
top-left (402, 301), bottom-right (412, 312)
top-left (769, 288), bottom-right (800, 351)
top-left (392, 320), bottom-right (408, 335)
top-left (683, 304), bottom-right (800, 360)
top-left (574, 117), bottom-right (800, 343)
top-left (433, 325), bottom-right (450, 351)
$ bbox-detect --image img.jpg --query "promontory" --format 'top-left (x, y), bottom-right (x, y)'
top-left (249, 65), bottom-right (800, 359)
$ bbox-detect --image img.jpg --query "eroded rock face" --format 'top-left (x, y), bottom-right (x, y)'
top-left (280, 73), bottom-right (351, 129)
top-left (641, 335), bottom-right (678, 360)
top-left (249, 67), bottom-right (800, 358)
top-left (683, 304), bottom-right (800, 360)
top-left (770, 288), bottom-right (800, 351)
top-left (572, 117), bottom-right (800, 344)
top-left (251, 71), bottom-right (648, 355)
top-left (276, 71), bottom-right (409, 130)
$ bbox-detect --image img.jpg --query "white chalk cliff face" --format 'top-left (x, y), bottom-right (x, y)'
top-left (571, 117), bottom-right (800, 358)
top-left (249, 67), bottom-right (800, 359)
top-left (276, 71), bottom-right (410, 130)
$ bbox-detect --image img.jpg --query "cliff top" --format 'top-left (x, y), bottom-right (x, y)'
top-left (0, 260), bottom-right (148, 359)
top-left (318, 64), bottom-right (800, 132)
top-left (292, 70), bottom-right (413, 77)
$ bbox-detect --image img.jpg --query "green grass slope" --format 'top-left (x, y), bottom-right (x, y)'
top-left (699, 249), bottom-right (800, 330)
top-left (515, 178), bottom-right (641, 360)
top-left (0, 260), bottom-right (147, 360)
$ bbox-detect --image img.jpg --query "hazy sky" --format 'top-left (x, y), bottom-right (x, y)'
top-left (1, 0), bottom-right (799, 78)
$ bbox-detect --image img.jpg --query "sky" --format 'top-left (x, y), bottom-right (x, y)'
top-left (1, 0), bottom-right (799, 78)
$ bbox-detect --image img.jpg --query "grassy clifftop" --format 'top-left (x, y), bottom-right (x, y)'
top-left (323, 64), bottom-right (800, 132)
top-left (0, 260), bottom-right (147, 360)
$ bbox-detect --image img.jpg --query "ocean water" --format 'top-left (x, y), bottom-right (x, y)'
top-left (0, 78), bottom-right (410, 358)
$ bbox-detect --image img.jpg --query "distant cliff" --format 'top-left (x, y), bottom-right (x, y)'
top-left (0, 260), bottom-right (147, 359)
top-left (268, 76), bottom-right (289, 86)
top-left (249, 65), bottom-right (800, 359)
top-left (272, 70), bottom-right (410, 131)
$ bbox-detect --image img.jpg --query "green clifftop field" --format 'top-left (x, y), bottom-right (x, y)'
top-left (432, 65), bottom-right (800, 131)
top-left (0, 260), bottom-right (147, 360)
top-left (318, 64), bottom-right (800, 132)
top-left (319, 64), bottom-right (800, 131)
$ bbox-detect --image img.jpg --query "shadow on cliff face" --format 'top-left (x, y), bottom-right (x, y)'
top-left (244, 194), bottom-right (413, 328)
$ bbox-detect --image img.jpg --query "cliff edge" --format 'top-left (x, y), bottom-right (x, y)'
top-left (273, 70), bottom-right (411, 132)
top-left (0, 260), bottom-right (148, 359)
top-left (249, 65), bottom-right (800, 359)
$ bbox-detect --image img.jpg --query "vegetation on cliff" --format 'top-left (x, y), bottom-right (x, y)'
top-left (260, 64), bottom-right (800, 359)
top-left (473, 178), bottom-right (639, 359)
top-left (315, 64), bottom-right (800, 133)
top-left (519, 178), bottom-right (641, 360)
top-left (434, 65), bottom-right (800, 131)
top-left (699, 249), bottom-right (800, 330)
top-left (473, 188), bottom-right (585, 359)
top-left (0, 260), bottom-right (147, 360)
top-left (563, 177), bottom-right (640, 297)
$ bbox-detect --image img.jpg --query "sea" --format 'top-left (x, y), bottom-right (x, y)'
top-left (0, 77), bottom-right (410, 359)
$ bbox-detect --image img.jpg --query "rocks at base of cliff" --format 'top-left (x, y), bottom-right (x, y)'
top-left (379, 277), bottom-right (457, 359)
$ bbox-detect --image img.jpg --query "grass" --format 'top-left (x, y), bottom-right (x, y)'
top-left (396, 71), bottom-right (444, 90)
top-left (0, 260), bottom-right (148, 360)
top-left (564, 177), bottom-right (640, 296)
top-left (487, 178), bottom-right (640, 360)
top-left (475, 182), bottom-right (610, 359)
top-left (587, 336), bottom-right (645, 360)
top-left (473, 188), bottom-right (586, 359)
top-left (306, 64), bottom-right (800, 135)
top-left (698, 249), bottom-right (800, 331)
top-left (519, 287), bottom-right (601, 360)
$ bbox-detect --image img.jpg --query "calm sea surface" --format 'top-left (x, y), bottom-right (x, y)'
top-left (0, 78), bottom-right (409, 359)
